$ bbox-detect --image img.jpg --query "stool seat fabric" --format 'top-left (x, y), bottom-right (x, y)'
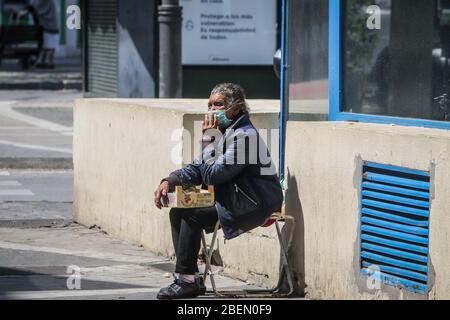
top-left (260, 218), bottom-right (276, 228)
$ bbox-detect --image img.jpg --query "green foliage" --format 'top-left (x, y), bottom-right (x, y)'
top-left (346, 0), bottom-right (379, 72)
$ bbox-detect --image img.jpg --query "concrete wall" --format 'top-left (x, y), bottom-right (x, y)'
top-left (74, 99), bottom-right (320, 287)
top-left (284, 121), bottom-right (450, 299)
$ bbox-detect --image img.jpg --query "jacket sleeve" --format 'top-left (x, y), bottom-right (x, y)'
top-left (165, 162), bottom-right (203, 190)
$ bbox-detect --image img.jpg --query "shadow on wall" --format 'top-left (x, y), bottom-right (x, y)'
top-left (284, 170), bottom-right (306, 297)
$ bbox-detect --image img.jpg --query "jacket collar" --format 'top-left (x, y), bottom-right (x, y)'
top-left (227, 112), bottom-right (249, 131)
top-left (217, 112), bottom-right (251, 149)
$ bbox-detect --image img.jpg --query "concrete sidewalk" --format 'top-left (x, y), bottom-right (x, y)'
top-left (0, 224), bottom-right (263, 300)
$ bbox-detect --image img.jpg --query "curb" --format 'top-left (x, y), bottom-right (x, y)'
top-left (0, 157), bottom-right (73, 170)
top-left (0, 81), bottom-right (81, 91)
top-left (0, 218), bottom-right (72, 229)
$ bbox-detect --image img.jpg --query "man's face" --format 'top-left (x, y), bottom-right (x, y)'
top-left (208, 93), bottom-right (240, 120)
top-left (208, 93), bottom-right (227, 111)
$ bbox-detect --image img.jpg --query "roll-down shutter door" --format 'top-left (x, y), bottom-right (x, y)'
top-left (86, 0), bottom-right (118, 95)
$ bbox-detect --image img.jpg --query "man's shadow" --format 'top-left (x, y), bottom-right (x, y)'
top-left (278, 169), bottom-right (305, 297)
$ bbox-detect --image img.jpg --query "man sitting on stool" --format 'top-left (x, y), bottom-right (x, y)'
top-left (154, 83), bottom-right (283, 300)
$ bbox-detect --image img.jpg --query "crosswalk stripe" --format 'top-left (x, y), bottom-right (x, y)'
top-left (0, 189), bottom-right (34, 196)
top-left (0, 140), bottom-right (72, 154)
top-left (0, 103), bottom-right (73, 134)
top-left (0, 181), bottom-right (22, 187)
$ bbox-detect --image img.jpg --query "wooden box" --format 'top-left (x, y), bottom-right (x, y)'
top-left (164, 186), bottom-right (215, 208)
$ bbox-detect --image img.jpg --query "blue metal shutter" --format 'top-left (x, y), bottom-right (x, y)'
top-left (360, 162), bottom-right (430, 295)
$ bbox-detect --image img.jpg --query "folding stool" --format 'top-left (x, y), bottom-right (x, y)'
top-left (200, 213), bottom-right (296, 298)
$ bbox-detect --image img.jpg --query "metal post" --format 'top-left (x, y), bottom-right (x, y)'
top-left (158, 0), bottom-right (182, 98)
top-left (279, 0), bottom-right (288, 183)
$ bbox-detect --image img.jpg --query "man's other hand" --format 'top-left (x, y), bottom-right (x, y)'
top-left (154, 181), bottom-right (170, 209)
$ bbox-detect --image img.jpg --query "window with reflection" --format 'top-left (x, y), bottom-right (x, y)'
top-left (344, 0), bottom-right (450, 121)
top-left (286, 0), bottom-right (329, 120)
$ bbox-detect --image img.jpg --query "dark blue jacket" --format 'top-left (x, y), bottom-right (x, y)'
top-left (166, 113), bottom-right (283, 240)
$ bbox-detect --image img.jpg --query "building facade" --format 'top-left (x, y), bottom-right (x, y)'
top-left (81, 0), bottom-right (281, 99)
top-left (282, 0), bottom-right (450, 299)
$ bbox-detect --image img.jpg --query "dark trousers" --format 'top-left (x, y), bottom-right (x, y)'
top-left (169, 206), bottom-right (219, 274)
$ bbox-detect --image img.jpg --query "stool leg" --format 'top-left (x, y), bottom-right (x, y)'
top-left (201, 231), bottom-right (210, 280)
top-left (201, 231), bottom-right (216, 293)
top-left (201, 221), bottom-right (220, 296)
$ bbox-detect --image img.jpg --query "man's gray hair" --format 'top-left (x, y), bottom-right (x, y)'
top-left (210, 83), bottom-right (249, 113)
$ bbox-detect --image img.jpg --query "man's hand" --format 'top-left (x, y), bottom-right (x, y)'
top-left (202, 113), bottom-right (218, 134)
top-left (154, 181), bottom-right (170, 209)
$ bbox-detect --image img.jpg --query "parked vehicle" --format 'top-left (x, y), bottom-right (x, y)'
top-left (0, 0), bottom-right (43, 69)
